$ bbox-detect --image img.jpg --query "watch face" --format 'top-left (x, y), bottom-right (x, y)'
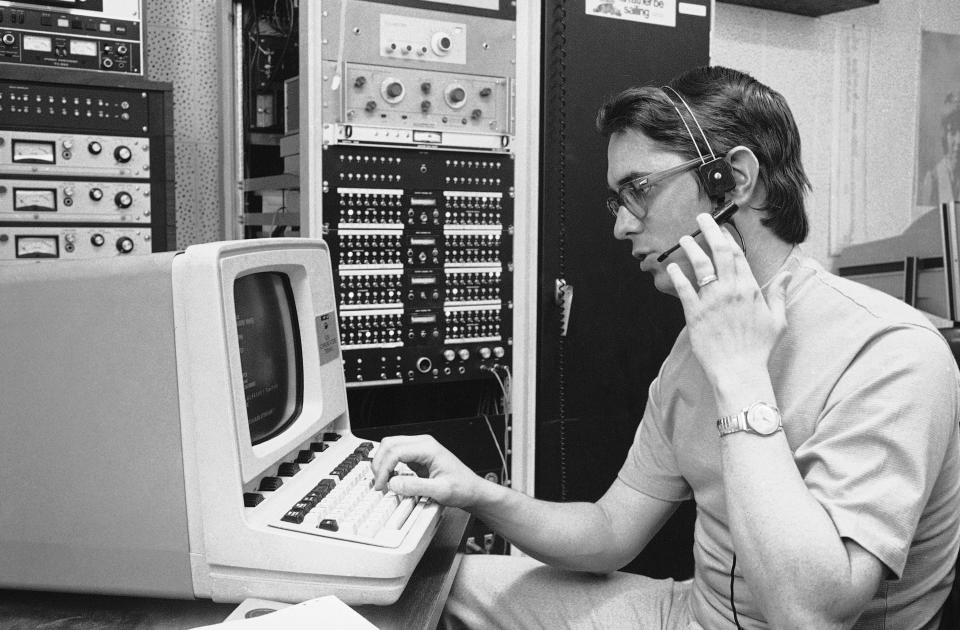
top-left (747, 403), bottom-right (781, 435)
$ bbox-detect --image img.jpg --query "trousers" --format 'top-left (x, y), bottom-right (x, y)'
top-left (441, 554), bottom-right (702, 630)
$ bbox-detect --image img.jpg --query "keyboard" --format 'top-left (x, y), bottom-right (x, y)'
top-left (248, 433), bottom-right (440, 549)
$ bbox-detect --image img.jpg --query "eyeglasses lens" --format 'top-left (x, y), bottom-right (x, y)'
top-left (606, 187), bottom-right (646, 219)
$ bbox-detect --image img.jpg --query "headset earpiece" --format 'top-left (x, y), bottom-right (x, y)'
top-left (698, 157), bottom-right (735, 199)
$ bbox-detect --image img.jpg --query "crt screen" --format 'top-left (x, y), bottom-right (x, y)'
top-left (234, 271), bottom-right (304, 444)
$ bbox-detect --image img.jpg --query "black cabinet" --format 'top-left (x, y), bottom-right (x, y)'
top-left (536, 1), bottom-right (711, 579)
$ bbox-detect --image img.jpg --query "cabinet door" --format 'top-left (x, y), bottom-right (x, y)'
top-left (537, 0), bottom-right (710, 578)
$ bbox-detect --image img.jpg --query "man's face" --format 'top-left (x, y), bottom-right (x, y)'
top-left (607, 129), bottom-right (713, 296)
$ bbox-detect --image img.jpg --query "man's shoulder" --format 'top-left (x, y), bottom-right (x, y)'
top-left (790, 256), bottom-right (941, 336)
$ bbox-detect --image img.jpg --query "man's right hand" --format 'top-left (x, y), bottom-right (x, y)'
top-left (371, 434), bottom-right (486, 508)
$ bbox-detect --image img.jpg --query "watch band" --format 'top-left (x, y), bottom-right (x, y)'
top-left (716, 411), bottom-right (746, 436)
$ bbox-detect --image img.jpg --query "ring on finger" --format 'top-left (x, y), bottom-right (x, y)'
top-left (697, 273), bottom-right (719, 288)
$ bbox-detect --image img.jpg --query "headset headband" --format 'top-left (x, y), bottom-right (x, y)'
top-left (660, 85), bottom-right (735, 201)
top-left (661, 85), bottom-right (716, 163)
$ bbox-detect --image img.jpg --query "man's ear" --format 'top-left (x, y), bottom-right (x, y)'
top-left (725, 145), bottom-right (761, 205)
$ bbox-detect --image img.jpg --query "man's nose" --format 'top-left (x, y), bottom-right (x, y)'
top-left (613, 206), bottom-right (641, 240)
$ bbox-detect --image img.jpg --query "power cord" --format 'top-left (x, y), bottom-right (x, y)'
top-left (480, 364), bottom-right (512, 487)
top-left (730, 553), bottom-right (743, 629)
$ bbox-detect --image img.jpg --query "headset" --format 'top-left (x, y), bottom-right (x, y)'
top-left (656, 86), bottom-right (740, 263)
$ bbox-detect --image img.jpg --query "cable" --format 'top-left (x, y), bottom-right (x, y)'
top-left (729, 219), bottom-right (746, 256)
top-left (487, 365), bottom-right (512, 415)
top-left (482, 415), bottom-right (510, 487)
top-left (730, 553), bottom-right (743, 629)
top-left (482, 365), bottom-right (512, 487)
top-left (269, 190), bottom-right (287, 237)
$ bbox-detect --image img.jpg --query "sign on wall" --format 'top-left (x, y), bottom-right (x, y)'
top-left (915, 31), bottom-right (960, 211)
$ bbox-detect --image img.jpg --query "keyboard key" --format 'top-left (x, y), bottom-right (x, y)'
top-left (258, 476), bottom-right (283, 491)
top-left (318, 518), bottom-right (339, 532)
top-left (384, 496), bottom-right (417, 530)
top-left (278, 462), bottom-right (300, 477)
top-left (295, 450), bottom-right (315, 464)
top-left (282, 509), bottom-right (307, 524)
top-left (243, 492), bottom-right (264, 507)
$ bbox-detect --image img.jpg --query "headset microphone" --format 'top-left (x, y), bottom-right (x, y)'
top-left (657, 200), bottom-right (739, 263)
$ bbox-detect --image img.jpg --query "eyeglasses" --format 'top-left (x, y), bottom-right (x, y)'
top-left (605, 157), bottom-right (703, 221)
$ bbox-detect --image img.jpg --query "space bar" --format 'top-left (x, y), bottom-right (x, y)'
top-left (383, 496), bottom-right (417, 530)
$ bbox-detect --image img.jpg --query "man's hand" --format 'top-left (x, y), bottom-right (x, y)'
top-left (371, 434), bottom-right (486, 508)
top-left (665, 212), bottom-right (791, 395)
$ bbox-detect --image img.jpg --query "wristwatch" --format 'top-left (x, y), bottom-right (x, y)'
top-left (716, 402), bottom-right (782, 437)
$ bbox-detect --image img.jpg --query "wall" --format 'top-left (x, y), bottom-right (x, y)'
top-left (713, 0), bottom-right (960, 269)
top-left (144, 0), bottom-right (223, 248)
top-left (144, 1), bottom-right (960, 259)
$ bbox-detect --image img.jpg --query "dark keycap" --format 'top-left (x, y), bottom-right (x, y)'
top-left (295, 450), bottom-right (315, 464)
top-left (318, 518), bottom-right (339, 532)
top-left (281, 509), bottom-right (306, 524)
top-left (243, 492), bottom-right (264, 507)
top-left (277, 462), bottom-right (300, 477)
top-left (258, 476), bottom-right (283, 491)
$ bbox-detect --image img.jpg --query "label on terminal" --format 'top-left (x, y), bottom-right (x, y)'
top-left (316, 312), bottom-right (340, 366)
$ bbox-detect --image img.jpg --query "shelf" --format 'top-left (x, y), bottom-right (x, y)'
top-left (243, 173), bottom-right (300, 192)
top-left (718, 0), bottom-right (878, 17)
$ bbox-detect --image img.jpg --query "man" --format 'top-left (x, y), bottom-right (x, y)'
top-left (372, 66), bottom-right (960, 629)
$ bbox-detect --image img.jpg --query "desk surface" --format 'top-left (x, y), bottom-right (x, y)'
top-left (0, 508), bottom-right (469, 630)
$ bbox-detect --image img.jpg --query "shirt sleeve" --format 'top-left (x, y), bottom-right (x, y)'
top-left (617, 370), bottom-right (693, 502)
top-left (794, 325), bottom-right (960, 578)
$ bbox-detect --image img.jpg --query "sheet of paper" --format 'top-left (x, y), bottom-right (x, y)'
top-left (190, 595), bottom-right (379, 629)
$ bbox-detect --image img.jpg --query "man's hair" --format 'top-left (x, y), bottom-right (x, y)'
top-left (595, 66), bottom-right (811, 244)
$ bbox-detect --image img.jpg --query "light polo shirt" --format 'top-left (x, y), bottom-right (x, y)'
top-left (619, 252), bottom-right (960, 629)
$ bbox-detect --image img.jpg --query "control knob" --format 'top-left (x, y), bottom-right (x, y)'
top-left (479, 347), bottom-right (492, 359)
top-left (431, 32), bottom-right (453, 56)
top-left (114, 191), bottom-right (133, 208)
top-left (90, 234), bottom-right (105, 247)
top-left (114, 145), bottom-right (132, 163)
top-left (444, 85), bottom-right (466, 109)
top-left (88, 141), bottom-right (103, 155)
top-left (89, 188), bottom-right (103, 201)
top-left (381, 79), bottom-right (405, 103)
top-left (443, 350), bottom-right (456, 362)
top-left (457, 349), bottom-right (470, 361)
top-left (116, 236), bottom-right (135, 254)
